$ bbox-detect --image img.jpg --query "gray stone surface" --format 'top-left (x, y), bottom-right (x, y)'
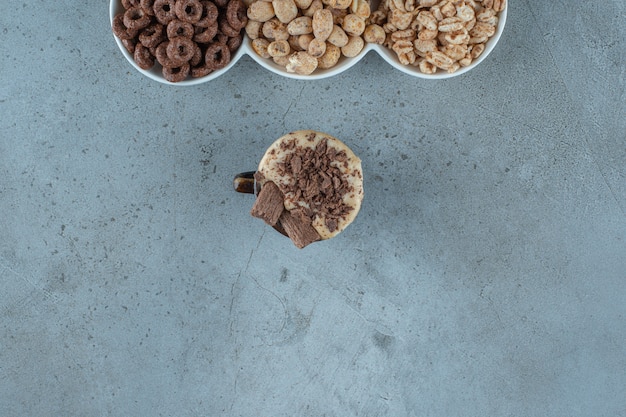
top-left (1, 1), bottom-right (625, 416)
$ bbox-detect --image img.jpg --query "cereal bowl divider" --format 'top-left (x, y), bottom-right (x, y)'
top-left (110, 0), bottom-right (507, 84)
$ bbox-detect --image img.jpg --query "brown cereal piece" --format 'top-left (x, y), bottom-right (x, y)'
top-left (442, 43), bottom-right (467, 60)
top-left (155, 41), bottom-right (184, 66)
top-left (121, 38), bottom-right (137, 54)
top-left (175, 0), bottom-right (204, 23)
top-left (341, 13), bottom-right (365, 36)
top-left (167, 19), bottom-right (195, 38)
top-left (470, 42), bottom-right (485, 59)
top-left (252, 38), bottom-right (272, 58)
top-left (354, 0), bottom-right (370, 18)
top-left (245, 20), bottom-right (264, 39)
top-left (154, 0), bottom-right (178, 24)
top-left (263, 18), bottom-right (290, 40)
top-left (113, 13), bottom-right (138, 40)
top-left (440, 1), bottom-right (456, 18)
top-left (191, 64), bottom-right (214, 77)
top-left (307, 38), bottom-right (326, 57)
top-left (122, 0), bottom-right (141, 8)
top-left (219, 15), bottom-right (242, 37)
top-left (425, 50), bottom-right (454, 69)
top-left (272, 0), bottom-right (299, 23)
top-left (227, 34), bottom-right (244, 51)
top-left (414, 38), bottom-right (436, 53)
top-left (167, 36), bottom-right (196, 62)
top-left (204, 42), bottom-right (231, 69)
top-left (213, 0), bottom-right (229, 8)
top-left (327, 24), bottom-right (348, 47)
top-left (417, 0), bottom-right (437, 7)
top-left (327, 0), bottom-right (351, 9)
top-left (312, 9), bottom-right (333, 41)
top-left (193, 24), bottom-right (218, 43)
top-left (247, 1), bottom-right (276, 22)
top-left (134, 43), bottom-right (156, 69)
top-left (476, 8), bottom-right (498, 25)
top-left (482, 0), bottom-right (505, 12)
top-left (416, 10), bottom-right (438, 31)
top-left (287, 16), bottom-right (313, 35)
top-left (139, 23), bottom-right (165, 48)
top-left (294, 0), bottom-right (313, 9)
top-left (456, 3), bottom-right (475, 22)
top-left (196, 0), bottom-right (219, 27)
top-left (162, 62), bottom-right (191, 82)
top-left (444, 29), bottom-right (470, 45)
top-left (190, 41), bottom-right (203, 65)
top-left (140, 0), bottom-right (157, 15)
top-left (297, 33), bottom-right (315, 50)
top-left (316, 42), bottom-right (340, 68)
top-left (341, 34), bottom-right (363, 57)
top-left (267, 39), bottom-right (291, 57)
top-left (288, 35), bottom-right (304, 51)
top-left (285, 51), bottom-right (318, 74)
top-left (226, 0), bottom-right (249, 30)
top-left (418, 58), bottom-right (437, 74)
top-left (363, 23), bottom-right (385, 44)
top-left (273, 54), bottom-right (292, 67)
top-left (388, 9), bottom-right (412, 30)
top-left (438, 16), bottom-right (465, 33)
top-left (302, 0), bottom-right (323, 17)
top-left (330, 7), bottom-right (349, 25)
top-left (470, 21), bottom-right (496, 38)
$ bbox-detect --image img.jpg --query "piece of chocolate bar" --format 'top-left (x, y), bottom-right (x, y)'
top-left (279, 208), bottom-right (321, 249)
top-left (250, 180), bottom-right (284, 226)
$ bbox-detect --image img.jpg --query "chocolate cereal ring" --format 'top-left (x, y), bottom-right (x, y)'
top-left (227, 33), bottom-right (243, 52)
top-left (121, 38), bottom-right (137, 54)
top-left (175, 0), bottom-right (203, 24)
top-left (122, 0), bottom-right (141, 9)
top-left (112, 13), bottom-right (138, 40)
top-left (190, 42), bottom-right (203, 66)
top-left (193, 24), bottom-right (218, 43)
top-left (138, 22), bottom-right (165, 48)
top-left (134, 43), bottom-right (156, 69)
top-left (155, 41), bottom-right (186, 67)
top-left (195, 1), bottom-right (219, 28)
top-left (226, 0), bottom-right (247, 31)
top-left (204, 42), bottom-right (231, 69)
top-left (167, 19), bottom-right (195, 38)
top-left (166, 36), bottom-right (196, 63)
top-left (191, 62), bottom-right (213, 78)
top-left (218, 16), bottom-right (240, 38)
top-left (153, 0), bottom-right (177, 24)
top-left (140, 0), bottom-right (156, 15)
top-left (215, 33), bottom-right (229, 45)
top-left (162, 62), bottom-right (190, 82)
top-left (124, 7), bottom-right (151, 31)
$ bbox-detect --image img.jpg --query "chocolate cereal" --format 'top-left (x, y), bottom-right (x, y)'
top-left (113, 0), bottom-right (244, 81)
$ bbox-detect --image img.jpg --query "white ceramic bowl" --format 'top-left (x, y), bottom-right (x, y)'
top-left (110, 0), bottom-right (507, 84)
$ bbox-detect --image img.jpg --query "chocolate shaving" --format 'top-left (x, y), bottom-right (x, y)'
top-left (279, 208), bottom-right (321, 249)
top-left (276, 137), bottom-right (354, 229)
top-left (250, 180), bottom-right (284, 226)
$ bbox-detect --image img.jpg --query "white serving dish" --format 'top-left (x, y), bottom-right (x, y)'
top-left (110, 0), bottom-right (507, 85)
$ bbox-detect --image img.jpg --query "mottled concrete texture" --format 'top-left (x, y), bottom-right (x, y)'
top-left (1, 1), bottom-right (625, 416)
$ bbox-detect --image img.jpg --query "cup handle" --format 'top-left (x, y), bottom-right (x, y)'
top-left (233, 171), bottom-right (257, 194)
top-left (233, 171), bottom-right (289, 237)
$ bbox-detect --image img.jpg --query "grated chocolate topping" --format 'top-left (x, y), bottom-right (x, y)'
top-left (276, 137), bottom-right (354, 233)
